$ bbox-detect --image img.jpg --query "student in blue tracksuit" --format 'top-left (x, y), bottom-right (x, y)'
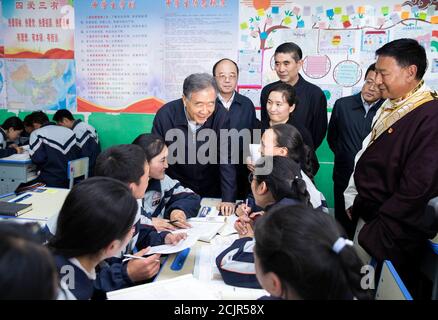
top-left (216, 156), bottom-right (312, 288)
top-left (0, 116), bottom-right (24, 158)
top-left (0, 221), bottom-right (58, 300)
top-left (133, 133), bottom-right (201, 231)
top-left (254, 205), bottom-right (372, 300)
top-left (92, 145), bottom-right (186, 293)
top-left (238, 123), bottom-right (327, 216)
top-left (53, 110), bottom-right (101, 176)
top-left (49, 177), bottom-right (138, 300)
top-left (27, 111), bottom-right (80, 188)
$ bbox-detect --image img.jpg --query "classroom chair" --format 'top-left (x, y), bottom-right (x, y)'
top-left (67, 157), bottom-right (89, 189)
top-left (375, 260), bottom-right (413, 300)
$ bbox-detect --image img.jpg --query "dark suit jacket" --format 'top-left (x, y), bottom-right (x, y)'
top-left (327, 93), bottom-right (383, 188)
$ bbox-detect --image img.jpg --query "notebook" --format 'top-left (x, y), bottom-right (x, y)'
top-left (0, 201), bottom-right (32, 217)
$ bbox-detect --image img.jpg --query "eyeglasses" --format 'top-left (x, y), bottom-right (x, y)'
top-left (364, 80), bottom-right (377, 88)
top-left (215, 74), bottom-right (237, 81)
top-left (248, 172), bottom-right (254, 184)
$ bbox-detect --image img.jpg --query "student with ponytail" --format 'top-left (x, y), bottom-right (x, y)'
top-left (240, 123), bottom-right (327, 216)
top-left (50, 177), bottom-right (138, 300)
top-left (216, 156), bottom-right (311, 288)
top-left (255, 205), bottom-right (372, 300)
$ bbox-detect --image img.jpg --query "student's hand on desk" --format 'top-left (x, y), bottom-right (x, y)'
top-left (246, 156), bottom-right (255, 173)
top-left (217, 202), bottom-right (235, 216)
top-left (235, 203), bottom-right (252, 217)
top-left (152, 217), bottom-right (177, 231)
top-left (164, 232), bottom-right (187, 245)
top-left (169, 210), bottom-right (192, 229)
top-left (10, 144), bottom-right (23, 154)
top-left (126, 248), bottom-right (161, 282)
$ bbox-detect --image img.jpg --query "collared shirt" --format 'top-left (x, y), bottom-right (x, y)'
top-left (184, 107), bottom-right (202, 133)
top-left (69, 258), bottom-right (97, 280)
top-left (361, 95), bottom-right (380, 116)
top-left (218, 91), bottom-right (235, 110)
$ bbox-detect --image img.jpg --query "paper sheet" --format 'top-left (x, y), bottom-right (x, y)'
top-left (146, 234), bottom-right (199, 255)
top-left (107, 274), bottom-right (219, 300)
top-left (172, 220), bottom-right (225, 242)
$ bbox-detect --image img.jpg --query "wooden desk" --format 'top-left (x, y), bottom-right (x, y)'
top-left (0, 187), bottom-right (69, 224)
top-left (0, 153), bottom-right (37, 194)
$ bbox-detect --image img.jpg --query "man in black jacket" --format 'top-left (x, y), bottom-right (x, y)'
top-left (213, 58), bottom-right (257, 199)
top-left (152, 73), bottom-right (237, 215)
top-left (327, 63), bottom-right (383, 237)
top-left (260, 42), bottom-right (327, 149)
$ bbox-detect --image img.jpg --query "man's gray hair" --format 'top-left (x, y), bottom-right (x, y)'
top-left (183, 73), bottom-right (218, 100)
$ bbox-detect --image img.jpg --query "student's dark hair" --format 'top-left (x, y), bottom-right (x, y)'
top-left (364, 63), bottom-right (376, 79)
top-left (270, 124), bottom-right (315, 180)
top-left (254, 205), bottom-right (372, 300)
top-left (132, 133), bottom-right (166, 162)
top-left (267, 82), bottom-right (297, 107)
top-left (95, 144), bottom-right (147, 185)
top-left (1, 116), bottom-right (24, 131)
top-left (212, 58), bottom-right (239, 76)
top-left (375, 38), bottom-right (427, 80)
top-left (0, 222), bottom-right (57, 300)
top-left (23, 114), bottom-right (33, 127)
top-left (49, 177), bottom-right (137, 258)
top-left (28, 111), bottom-right (49, 125)
top-left (253, 156), bottom-right (310, 206)
top-left (53, 109), bottom-right (74, 122)
top-left (275, 42), bottom-right (303, 62)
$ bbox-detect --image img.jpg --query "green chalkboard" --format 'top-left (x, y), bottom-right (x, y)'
top-left (89, 113), bottom-right (155, 150)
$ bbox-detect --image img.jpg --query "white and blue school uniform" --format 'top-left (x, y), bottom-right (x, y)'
top-left (94, 199), bottom-right (170, 292)
top-left (216, 197), bottom-right (315, 289)
top-left (44, 199), bottom-right (170, 293)
top-left (246, 171), bottom-right (328, 214)
top-left (142, 175), bottom-right (201, 220)
top-left (29, 122), bottom-right (80, 188)
top-left (55, 255), bottom-right (96, 300)
top-left (0, 127), bottom-right (17, 158)
top-left (71, 119), bottom-right (100, 175)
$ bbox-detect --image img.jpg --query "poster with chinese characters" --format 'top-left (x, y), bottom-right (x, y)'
top-left (2, 0), bottom-right (74, 59)
top-left (0, 0), bottom-right (6, 109)
top-left (75, 0), bottom-right (238, 113)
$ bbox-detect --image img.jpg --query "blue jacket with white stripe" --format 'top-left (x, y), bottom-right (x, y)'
top-left (143, 175), bottom-right (201, 219)
top-left (29, 122), bottom-right (80, 188)
top-left (71, 119), bottom-right (101, 175)
top-left (215, 197), bottom-right (303, 289)
top-left (94, 203), bottom-right (169, 292)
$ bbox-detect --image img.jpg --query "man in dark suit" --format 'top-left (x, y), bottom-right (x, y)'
top-left (327, 63), bottom-right (383, 237)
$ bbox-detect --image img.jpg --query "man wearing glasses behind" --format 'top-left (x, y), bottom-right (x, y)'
top-left (327, 63), bottom-right (383, 238)
top-left (213, 58), bottom-right (258, 200)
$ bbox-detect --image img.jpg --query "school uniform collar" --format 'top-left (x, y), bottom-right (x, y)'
top-left (146, 178), bottom-right (162, 193)
top-left (69, 257), bottom-right (97, 280)
top-left (41, 121), bottom-right (57, 129)
top-left (71, 119), bottom-right (82, 130)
